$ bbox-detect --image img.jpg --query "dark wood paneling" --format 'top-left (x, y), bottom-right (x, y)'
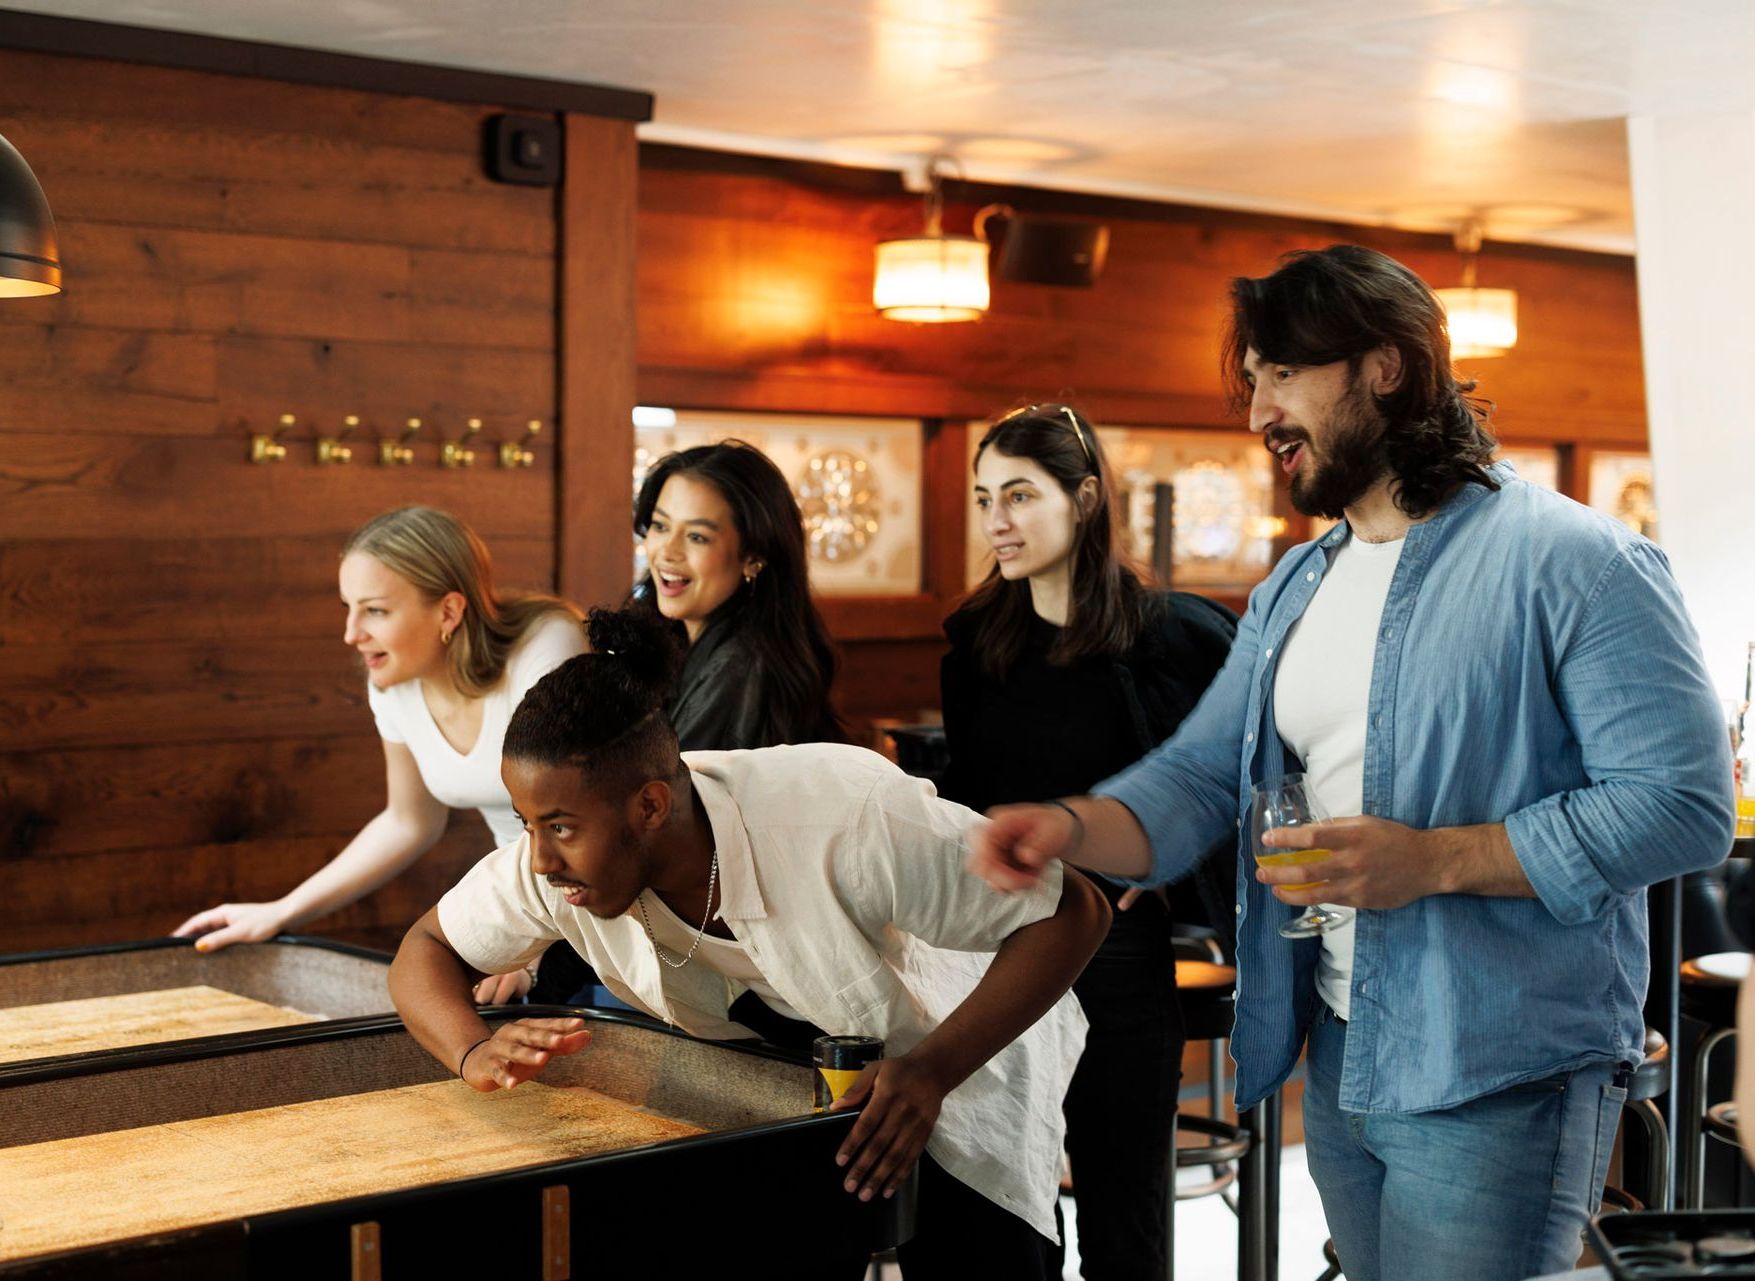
top-left (1, 640), bottom-right (363, 752)
top-left (0, 48), bottom-right (570, 949)
top-left (0, 536), bottom-right (552, 647)
top-left (0, 821), bottom-right (495, 953)
top-left (1, 735), bottom-right (387, 862)
top-left (7, 116), bottom-right (556, 254)
top-left (34, 221), bottom-right (550, 349)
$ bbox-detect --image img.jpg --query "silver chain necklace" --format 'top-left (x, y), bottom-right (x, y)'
top-left (636, 848), bottom-right (719, 970)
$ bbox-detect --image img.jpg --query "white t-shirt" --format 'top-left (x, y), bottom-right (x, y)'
top-left (437, 743), bottom-right (1086, 1242)
top-left (639, 890), bottom-right (807, 1021)
top-left (1272, 534), bottom-right (1404, 1020)
top-left (367, 612), bottom-right (585, 845)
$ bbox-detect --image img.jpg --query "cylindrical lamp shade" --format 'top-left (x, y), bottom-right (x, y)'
top-left (873, 235), bottom-right (988, 322)
top-left (1437, 286), bottom-right (1517, 358)
top-left (0, 131), bottom-right (62, 298)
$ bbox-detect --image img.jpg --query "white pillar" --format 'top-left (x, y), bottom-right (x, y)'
top-left (1627, 111), bottom-right (1755, 700)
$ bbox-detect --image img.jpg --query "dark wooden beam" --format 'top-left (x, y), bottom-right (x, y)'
top-left (0, 7), bottom-right (652, 120)
top-left (558, 113), bottom-right (639, 611)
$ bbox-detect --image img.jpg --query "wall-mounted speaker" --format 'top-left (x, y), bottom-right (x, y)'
top-left (484, 114), bottom-right (562, 187)
top-left (997, 216), bottom-right (1110, 287)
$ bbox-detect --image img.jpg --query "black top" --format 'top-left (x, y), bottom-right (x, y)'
top-left (666, 612), bottom-right (841, 752)
top-left (668, 615), bottom-right (771, 752)
top-left (939, 589), bottom-right (1240, 941)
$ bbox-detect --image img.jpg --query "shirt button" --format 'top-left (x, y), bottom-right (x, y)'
top-left (1305, 571), bottom-right (1316, 582)
top-left (1235, 904), bottom-right (1243, 916)
top-left (1373, 715), bottom-right (1384, 729)
top-left (1381, 627), bottom-right (1393, 640)
top-left (1246, 732), bottom-right (1255, 743)
top-left (1264, 647), bottom-right (1274, 658)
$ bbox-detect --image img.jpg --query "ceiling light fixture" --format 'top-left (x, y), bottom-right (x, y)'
top-left (873, 155), bottom-right (990, 323)
top-left (1435, 219), bottom-right (1515, 359)
top-left (0, 131), bottom-right (62, 298)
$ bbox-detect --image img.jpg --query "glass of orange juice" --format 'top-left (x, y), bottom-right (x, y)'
top-left (1250, 773), bottom-right (1351, 939)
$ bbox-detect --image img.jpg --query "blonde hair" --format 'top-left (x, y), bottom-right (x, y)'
top-left (343, 507), bottom-right (581, 698)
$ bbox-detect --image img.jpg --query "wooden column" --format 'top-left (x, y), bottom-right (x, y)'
top-left (558, 114), bottom-right (638, 610)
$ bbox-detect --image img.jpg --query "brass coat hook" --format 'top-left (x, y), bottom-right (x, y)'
top-left (318, 414), bottom-right (360, 465)
top-left (442, 417), bottom-right (481, 468)
top-left (380, 417), bottom-right (420, 467)
top-left (250, 413), bottom-right (294, 464)
top-left (499, 419), bottom-right (542, 469)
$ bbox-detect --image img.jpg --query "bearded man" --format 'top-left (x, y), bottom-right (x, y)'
top-left (968, 244), bottom-right (1733, 1281)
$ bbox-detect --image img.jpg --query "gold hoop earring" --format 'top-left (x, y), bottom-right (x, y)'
top-left (440, 628), bottom-right (452, 646)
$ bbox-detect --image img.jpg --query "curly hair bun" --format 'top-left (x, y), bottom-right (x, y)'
top-left (585, 606), bottom-right (684, 697)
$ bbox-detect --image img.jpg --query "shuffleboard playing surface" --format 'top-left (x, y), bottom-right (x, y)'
top-left (0, 986), bottom-right (317, 1064)
top-left (0, 1079), bottom-right (703, 1261)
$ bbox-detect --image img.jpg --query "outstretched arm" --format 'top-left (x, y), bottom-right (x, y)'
top-left (390, 906), bottom-right (589, 1090)
top-left (966, 795), bottom-right (1154, 890)
top-left (832, 867), bottom-right (1110, 1199)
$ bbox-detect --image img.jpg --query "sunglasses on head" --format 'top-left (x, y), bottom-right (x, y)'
top-left (994, 403), bottom-right (1096, 470)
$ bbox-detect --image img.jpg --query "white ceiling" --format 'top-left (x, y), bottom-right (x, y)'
top-left (13, 0), bottom-right (1755, 253)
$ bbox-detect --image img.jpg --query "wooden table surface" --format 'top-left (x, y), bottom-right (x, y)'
top-left (0, 1079), bottom-right (703, 1261)
top-left (0, 986), bottom-right (318, 1064)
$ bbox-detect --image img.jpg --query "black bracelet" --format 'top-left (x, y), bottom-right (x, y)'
top-left (457, 1034), bottom-right (493, 1079)
top-left (1044, 797), bottom-right (1085, 858)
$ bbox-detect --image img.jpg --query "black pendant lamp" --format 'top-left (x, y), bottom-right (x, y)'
top-left (0, 131), bottom-right (62, 298)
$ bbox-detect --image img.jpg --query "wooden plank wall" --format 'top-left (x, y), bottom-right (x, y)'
top-left (0, 50), bottom-right (564, 949)
top-left (633, 146), bottom-right (1650, 728)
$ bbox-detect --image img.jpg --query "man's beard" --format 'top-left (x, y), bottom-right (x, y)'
top-left (1288, 377), bottom-right (1390, 519)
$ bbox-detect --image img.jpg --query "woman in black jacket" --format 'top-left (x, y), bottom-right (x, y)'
top-left (532, 439), bottom-right (843, 1007)
top-left (632, 439), bottom-right (843, 750)
top-left (941, 404), bottom-right (1237, 1281)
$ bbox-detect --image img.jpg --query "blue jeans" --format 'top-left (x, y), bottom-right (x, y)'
top-left (1302, 1005), bottom-right (1627, 1281)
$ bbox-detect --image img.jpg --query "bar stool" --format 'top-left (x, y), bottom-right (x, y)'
top-left (1681, 951), bottom-right (1749, 1208)
top-left (1705, 1101), bottom-right (1745, 1164)
top-left (1170, 940), bottom-right (1281, 1281)
top-left (1599, 1028), bottom-right (1674, 1212)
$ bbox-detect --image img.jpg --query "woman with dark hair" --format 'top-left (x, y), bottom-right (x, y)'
top-left (632, 439), bottom-right (842, 749)
top-left (389, 606), bottom-right (1109, 1279)
top-left (532, 440), bottom-right (845, 1008)
top-left (940, 404), bottom-right (1237, 1281)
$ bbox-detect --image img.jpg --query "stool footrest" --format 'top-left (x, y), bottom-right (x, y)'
top-left (1173, 1112), bottom-right (1252, 1169)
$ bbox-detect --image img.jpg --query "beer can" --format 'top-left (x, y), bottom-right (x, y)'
top-left (812, 1034), bottom-right (883, 1113)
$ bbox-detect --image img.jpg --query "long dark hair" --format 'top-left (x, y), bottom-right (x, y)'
top-left (959, 403), bottom-right (1145, 680)
top-left (504, 608), bottom-right (684, 796)
top-left (631, 439), bottom-right (844, 745)
top-left (1221, 244), bottom-right (1499, 517)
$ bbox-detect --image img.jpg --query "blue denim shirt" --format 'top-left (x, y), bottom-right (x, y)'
top-left (1096, 465), bottom-right (1734, 1113)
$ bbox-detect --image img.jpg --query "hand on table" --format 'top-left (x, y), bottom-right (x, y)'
top-left (966, 803), bottom-right (1080, 893)
top-left (458, 1017), bottom-right (591, 1092)
top-left (1255, 816), bottom-right (1440, 911)
top-left (171, 902), bottom-right (291, 952)
top-left (472, 968), bottom-right (534, 1005)
top-left (830, 1055), bottom-right (947, 1201)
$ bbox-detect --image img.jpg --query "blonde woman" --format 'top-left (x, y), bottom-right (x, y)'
top-left (175, 507), bottom-right (583, 1001)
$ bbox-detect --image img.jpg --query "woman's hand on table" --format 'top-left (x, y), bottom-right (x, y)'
top-left (472, 967), bottom-right (535, 1005)
top-left (830, 1055), bottom-right (947, 1201)
top-left (459, 1017), bottom-right (590, 1092)
top-left (171, 901), bottom-right (292, 952)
